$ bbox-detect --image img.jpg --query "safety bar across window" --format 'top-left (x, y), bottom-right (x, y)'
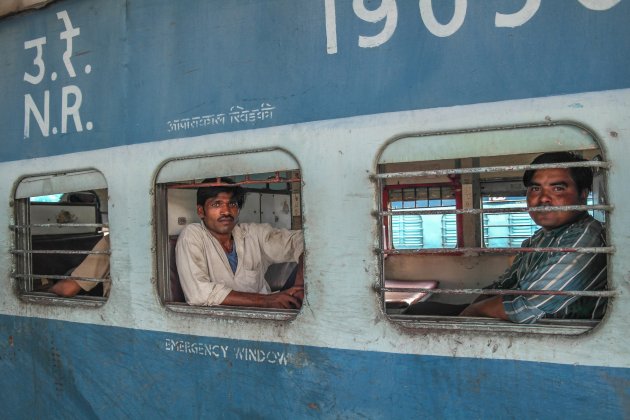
top-left (375, 159), bottom-right (615, 317)
top-left (9, 223), bottom-right (111, 283)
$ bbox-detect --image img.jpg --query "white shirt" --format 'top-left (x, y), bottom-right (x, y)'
top-left (175, 222), bottom-right (304, 306)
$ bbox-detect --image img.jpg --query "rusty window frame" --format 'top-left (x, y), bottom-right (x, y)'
top-left (153, 150), bottom-right (305, 321)
top-left (11, 170), bottom-right (110, 307)
top-left (376, 149), bottom-right (615, 335)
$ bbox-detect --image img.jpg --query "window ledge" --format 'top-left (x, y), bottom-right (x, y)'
top-left (164, 302), bottom-right (299, 321)
top-left (387, 314), bottom-right (599, 335)
top-left (19, 292), bottom-right (106, 308)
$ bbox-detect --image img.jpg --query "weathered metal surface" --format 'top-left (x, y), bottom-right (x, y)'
top-left (381, 247), bottom-right (614, 255)
top-left (12, 273), bottom-right (108, 283)
top-left (378, 204), bottom-right (613, 216)
top-left (0, 0), bottom-right (629, 417)
top-left (380, 286), bottom-right (616, 298)
top-left (375, 160), bottom-right (610, 179)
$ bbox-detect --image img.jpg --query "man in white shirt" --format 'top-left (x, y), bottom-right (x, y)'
top-left (175, 180), bottom-right (304, 309)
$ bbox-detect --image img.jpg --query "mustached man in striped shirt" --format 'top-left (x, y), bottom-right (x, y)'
top-left (460, 152), bottom-right (607, 324)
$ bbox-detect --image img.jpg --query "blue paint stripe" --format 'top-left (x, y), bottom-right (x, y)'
top-left (1, 0), bottom-right (630, 162)
top-left (1, 314), bottom-right (628, 418)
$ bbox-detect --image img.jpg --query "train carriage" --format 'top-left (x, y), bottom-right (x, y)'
top-left (1, 0), bottom-right (629, 417)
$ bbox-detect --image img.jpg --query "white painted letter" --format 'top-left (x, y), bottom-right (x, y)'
top-left (23, 37), bottom-right (47, 85)
top-left (324, 0), bottom-right (338, 54)
top-left (419, 0), bottom-right (467, 37)
top-left (57, 11), bottom-right (80, 78)
top-left (577, 0), bottom-right (620, 11)
top-left (495, 0), bottom-right (541, 28)
top-left (24, 91), bottom-right (49, 139)
top-left (61, 85), bottom-right (83, 134)
top-left (353, 0), bottom-right (398, 48)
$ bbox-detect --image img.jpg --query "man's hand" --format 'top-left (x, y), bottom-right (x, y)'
top-left (264, 286), bottom-right (304, 309)
top-left (222, 287), bottom-right (304, 309)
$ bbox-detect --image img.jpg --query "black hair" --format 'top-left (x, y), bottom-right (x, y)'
top-left (522, 152), bottom-right (593, 194)
top-left (196, 178), bottom-right (246, 208)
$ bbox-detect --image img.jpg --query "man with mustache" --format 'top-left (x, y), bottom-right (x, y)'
top-left (459, 152), bottom-right (607, 323)
top-left (175, 179), bottom-right (304, 309)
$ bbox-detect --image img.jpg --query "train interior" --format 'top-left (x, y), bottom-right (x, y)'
top-left (156, 169), bottom-right (303, 306)
top-left (13, 170), bottom-right (110, 302)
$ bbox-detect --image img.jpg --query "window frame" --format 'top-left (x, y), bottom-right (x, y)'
top-left (11, 169), bottom-right (110, 307)
top-left (153, 148), bottom-right (305, 321)
top-left (376, 123), bottom-right (615, 335)
top-left (382, 182), bottom-right (463, 250)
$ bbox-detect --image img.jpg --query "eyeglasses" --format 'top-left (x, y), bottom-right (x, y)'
top-left (208, 200), bottom-right (239, 209)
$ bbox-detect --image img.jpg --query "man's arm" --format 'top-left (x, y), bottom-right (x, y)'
top-left (50, 236), bottom-right (111, 298)
top-left (256, 224), bottom-right (304, 265)
top-left (459, 295), bottom-right (508, 320)
top-left (50, 279), bottom-right (82, 297)
top-left (222, 251), bottom-right (305, 309)
top-left (221, 286), bottom-right (304, 309)
top-left (464, 218), bottom-right (606, 324)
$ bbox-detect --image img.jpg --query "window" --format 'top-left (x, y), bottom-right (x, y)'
top-left (482, 194), bottom-right (538, 248)
top-left (154, 149), bottom-right (305, 320)
top-left (385, 185), bottom-right (460, 249)
top-left (12, 170), bottom-right (110, 306)
top-left (377, 124), bottom-right (614, 334)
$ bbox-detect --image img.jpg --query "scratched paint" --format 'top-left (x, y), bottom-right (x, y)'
top-left (1, 0), bottom-right (630, 417)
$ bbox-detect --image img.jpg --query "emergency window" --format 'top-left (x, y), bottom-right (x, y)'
top-left (154, 149), bottom-right (305, 320)
top-left (376, 124), bottom-right (614, 334)
top-left (12, 170), bottom-right (110, 306)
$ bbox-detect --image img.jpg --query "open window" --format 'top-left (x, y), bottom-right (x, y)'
top-left (154, 148), bottom-right (304, 320)
top-left (376, 124), bottom-right (614, 334)
top-left (12, 170), bottom-right (110, 306)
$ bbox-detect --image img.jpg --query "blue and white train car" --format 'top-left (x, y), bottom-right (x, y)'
top-left (1, 0), bottom-right (629, 417)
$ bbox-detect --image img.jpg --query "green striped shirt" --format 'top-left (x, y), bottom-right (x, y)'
top-left (492, 213), bottom-right (607, 324)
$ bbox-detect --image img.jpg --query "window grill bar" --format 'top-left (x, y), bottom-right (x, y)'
top-left (10, 223), bottom-right (109, 229)
top-left (11, 249), bottom-right (111, 255)
top-left (380, 286), bottom-right (616, 298)
top-left (483, 235), bottom-right (531, 240)
top-left (374, 161), bottom-right (609, 180)
top-left (379, 204), bottom-right (611, 216)
top-left (381, 246), bottom-right (614, 255)
top-left (12, 273), bottom-right (109, 283)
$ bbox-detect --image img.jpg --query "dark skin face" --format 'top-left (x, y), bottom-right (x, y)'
top-left (197, 191), bottom-right (240, 242)
top-left (526, 168), bottom-right (588, 230)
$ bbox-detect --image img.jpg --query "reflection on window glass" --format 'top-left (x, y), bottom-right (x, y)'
top-left (30, 194), bottom-right (63, 203)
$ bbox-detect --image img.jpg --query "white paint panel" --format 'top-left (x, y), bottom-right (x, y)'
top-left (15, 169), bottom-right (107, 198)
top-left (1, 89), bottom-right (629, 370)
top-left (156, 148), bottom-right (298, 183)
top-left (30, 204), bottom-right (98, 235)
top-left (378, 124), bottom-right (599, 164)
top-left (166, 189), bottom-right (197, 236)
top-left (260, 194), bottom-right (291, 228)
